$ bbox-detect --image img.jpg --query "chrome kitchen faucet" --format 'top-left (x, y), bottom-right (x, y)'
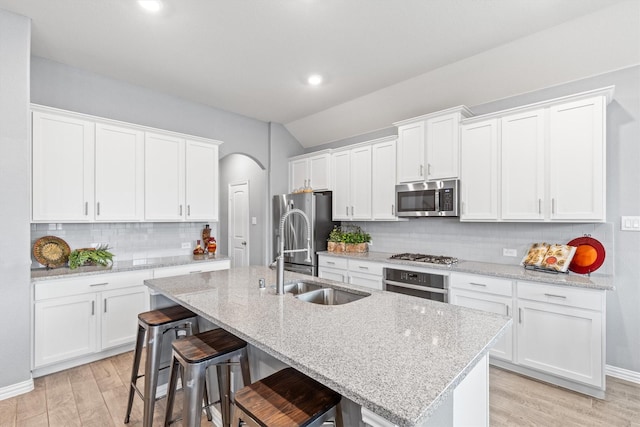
top-left (276, 208), bottom-right (311, 295)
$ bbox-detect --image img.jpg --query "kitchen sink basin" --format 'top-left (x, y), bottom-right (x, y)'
top-left (295, 287), bottom-right (370, 305)
top-left (283, 280), bottom-right (325, 295)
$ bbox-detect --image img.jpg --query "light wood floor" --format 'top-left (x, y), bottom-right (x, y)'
top-left (0, 352), bottom-right (638, 426)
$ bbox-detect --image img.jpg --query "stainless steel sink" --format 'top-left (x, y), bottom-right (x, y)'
top-left (295, 287), bottom-right (370, 305)
top-left (283, 280), bottom-right (325, 295)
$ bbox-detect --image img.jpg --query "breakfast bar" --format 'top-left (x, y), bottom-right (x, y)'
top-left (144, 266), bottom-right (511, 427)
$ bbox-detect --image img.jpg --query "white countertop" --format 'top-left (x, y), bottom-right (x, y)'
top-left (144, 266), bottom-right (511, 427)
top-left (31, 254), bottom-right (230, 281)
top-left (318, 251), bottom-right (614, 291)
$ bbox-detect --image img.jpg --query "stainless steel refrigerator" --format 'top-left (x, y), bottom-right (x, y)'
top-left (272, 191), bottom-right (337, 276)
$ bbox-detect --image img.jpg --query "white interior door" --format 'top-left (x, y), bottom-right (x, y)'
top-left (228, 182), bottom-right (250, 267)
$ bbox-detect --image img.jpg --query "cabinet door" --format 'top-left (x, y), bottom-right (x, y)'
top-left (501, 109), bottom-right (545, 220)
top-left (318, 267), bottom-right (348, 283)
top-left (516, 299), bottom-right (602, 387)
top-left (34, 294), bottom-right (98, 367)
top-left (32, 111), bottom-right (95, 221)
top-left (309, 154), bottom-right (331, 191)
top-left (185, 140), bottom-right (219, 221)
top-left (101, 286), bottom-right (149, 350)
top-left (396, 122), bottom-right (425, 183)
top-left (289, 158), bottom-right (308, 192)
top-left (95, 123), bottom-right (144, 221)
top-left (460, 120), bottom-right (499, 221)
top-left (332, 151), bottom-right (351, 220)
top-left (426, 113), bottom-right (460, 180)
top-left (350, 145), bottom-right (372, 220)
top-left (449, 288), bottom-right (513, 361)
top-left (371, 140), bottom-right (397, 220)
top-left (144, 132), bottom-right (185, 220)
top-left (548, 96), bottom-right (605, 221)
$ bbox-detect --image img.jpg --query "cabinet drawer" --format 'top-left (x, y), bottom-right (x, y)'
top-left (34, 270), bottom-right (152, 301)
top-left (348, 259), bottom-right (383, 276)
top-left (450, 273), bottom-right (513, 297)
top-left (318, 256), bottom-right (348, 270)
top-left (517, 281), bottom-right (604, 311)
top-left (153, 260), bottom-right (230, 278)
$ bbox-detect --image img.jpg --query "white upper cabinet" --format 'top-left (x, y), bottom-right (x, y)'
top-left (95, 123), bottom-right (144, 221)
top-left (500, 109), bottom-right (545, 221)
top-left (460, 87), bottom-right (612, 223)
top-left (32, 111), bottom-right (95, 222)
top-left (32, 105), bottom-right (222, 223)
top-left (460, 119), bottom-right (499, 221)
top-left (288, 151), bottom-right (331, 192)
top-left (548, 97), bottom-right (605, 221)
top-left (396, 121), bottom-right (425, 183)
top-left (331, 145), bottom-right (372, 221)
top-left (185, 140), bottom-right (219, 221)
top-left (394, 107), bottom-right (472, 184)
top-left (371, 138), bottom-right (398, 220)
top-left (144, 132), bottom-right (185, 221)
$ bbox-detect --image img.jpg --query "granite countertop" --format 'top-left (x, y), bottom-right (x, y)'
top-left (31, 254), bottom-right (231, 281)
top-left (318, 251), bottom-right (614, 291)
top-left (144, 266), bottom-right (511, 427)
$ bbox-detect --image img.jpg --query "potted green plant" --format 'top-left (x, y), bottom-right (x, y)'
top-left (327, 225), bottom-right (371, 253)
top-left (68, 245), bottom-right (114, 269)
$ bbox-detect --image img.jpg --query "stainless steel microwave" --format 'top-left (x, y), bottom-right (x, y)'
top-left (395, 179), bottom-right (459, 217)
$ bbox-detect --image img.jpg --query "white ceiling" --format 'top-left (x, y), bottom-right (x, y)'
top-left (0, 0), bottom-right (632, 146)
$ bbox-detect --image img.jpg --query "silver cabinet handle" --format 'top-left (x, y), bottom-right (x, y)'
top-left (91, 301), bottom-right (95, 316)
top-left (519, 308), bottom-right (523, 323)
top-left (470, 282), bottom-right (487, 287)
top-left (97, 202), bottom-right (100, 216)
top-left (104, 298), bottom-right (107, 313)
top-left (506, 305), bottom-right (510, 317)
top-left (326, 261), bottom-right (335, 265)
top-left (346, 206), bottom-right (349, 216)
top-left (187, 205), bottom-right (191, 216)
top-left (552, 198), bottom-right (556, 214)
top-left (544, 293), bottom-right (567, 299)
top-left (179, 205), bottom-right (183, 216)
top-left (351, 206), bottom-right (354, 216)
top-left (85, 201), bottom-right (88, 216)
top-left (189, 270), bottom-right (202, 274)
top-left (538, 199), bottom-right (542, 214)
top-left (419, 164), bottom-right (424, 177)
top-left (358, 266), bottom-right (369, 270)
top-left (391, 204), bottom-right (395, 215)
top-left (427, 163), bottom-right (432, 176)
top-left (90, 282), bottom-right (108, 287)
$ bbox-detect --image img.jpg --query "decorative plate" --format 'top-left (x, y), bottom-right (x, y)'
top-left (33, 236), bottom-right (71, 268)
top-left (567, 236), bottom-right (606, 274)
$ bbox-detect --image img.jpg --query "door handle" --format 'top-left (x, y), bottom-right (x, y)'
top-left (85, 201), bottom-right (88, 216)
top-left (104, 299), bottom-right (107, 313)
top-left (506, 305), bottom-right (510, 317)
top-left (391, 204), bottom-right (395, 215)
top-left (427, 163), bottom-right (432, 176)
top-left (179, 205), bottom-right (183, 216)
top-left (419, 164), bottom-right (424, 177)
top-left (241, 241), bottom-right (247, 246)
top-left (91, 301), bottom-right (95, 316)
top-left (538, 199), bottom-right (542, 214)
top-left (519, 308), bottom-right (523, 324)
top-left (187, 205), bottom-right (191, 216)
top-left (97, 202), bottom-right (100, 216)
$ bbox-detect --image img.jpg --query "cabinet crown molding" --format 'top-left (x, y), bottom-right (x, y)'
top-left (288, 148), bottom-right (333, 161)
top-left (331, 135), bottom-right (397, 153)
top-left (461, 86), bottom-right (615, 125)
top-left (392, 105), bottom-right (473, 127)
top-left (30, 104), bottom-right (223, 146)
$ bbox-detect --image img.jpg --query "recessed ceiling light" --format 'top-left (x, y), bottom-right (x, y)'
top-left (307, 74), bottom-right (323, 86)
top-left (138, 0), bottom-right (163, 13)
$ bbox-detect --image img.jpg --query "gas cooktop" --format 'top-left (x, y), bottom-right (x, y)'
top-left (389, 253), bottom-right (458, 266)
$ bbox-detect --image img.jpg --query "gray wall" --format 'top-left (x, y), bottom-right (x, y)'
top-left (219, 154), bottom-right (268, 265)
top-left (0, 9), bottom-right (32, 390)
top-left (326, 66), bottom-right (640, 373)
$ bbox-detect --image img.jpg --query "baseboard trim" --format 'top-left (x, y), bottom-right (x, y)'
top-left (606, 364), bottom-right (640, 384)
top-left (0, 378), bottom-right (34, 401)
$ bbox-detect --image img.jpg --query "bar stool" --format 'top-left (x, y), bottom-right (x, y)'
top-left (231, 367), bottom-right (343, 427)
top-left (164, 328), bottom-right (251, 427)
top-left (124, 305), bottom-right (200, 427)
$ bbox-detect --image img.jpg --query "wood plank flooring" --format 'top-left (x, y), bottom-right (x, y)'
top-left (0, 352), bottom-right (638, 426)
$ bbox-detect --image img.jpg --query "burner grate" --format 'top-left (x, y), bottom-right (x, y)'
top-left (389, 253), bottom-right (458, 265)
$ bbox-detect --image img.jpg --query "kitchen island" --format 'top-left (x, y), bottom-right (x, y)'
top-left (144, 266), bottom-right (511, 427)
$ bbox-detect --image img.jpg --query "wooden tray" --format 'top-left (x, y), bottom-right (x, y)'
top-left (33, 236), bottom-right (70, 268)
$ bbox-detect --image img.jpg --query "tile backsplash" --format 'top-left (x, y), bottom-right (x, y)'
top-left (351, 219), bottom-right (614, 275)
top-left (31, 222), bottom-right (217, 268)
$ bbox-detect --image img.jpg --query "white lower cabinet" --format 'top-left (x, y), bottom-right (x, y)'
top-left (101, 286), bottom-right (149, 350)
top-left (317, 255), bottom-right (383, 290)
top-left (516, 281), bottom-right (604, 388)
top-left (449, 273), bottom-right (513, 362)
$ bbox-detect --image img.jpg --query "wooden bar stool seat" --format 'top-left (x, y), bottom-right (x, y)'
top-left (232, 367), bottom-right (343, 427)
top-left (165, 328), bottom-right (251, 427)
top-left (124, 305), bottom-right (200, 427)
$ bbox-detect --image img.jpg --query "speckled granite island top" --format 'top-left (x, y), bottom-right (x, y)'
top-left (144, 266), bottom-right (511, 427)
top-left (318, 251), bottom-right (614, 290)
